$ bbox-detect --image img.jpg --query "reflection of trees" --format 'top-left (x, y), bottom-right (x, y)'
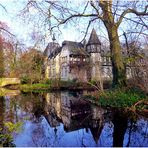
top-left (126, 119), bottom-right (133, 147)
top-left (112, 110), bottom-right (128, 147)
top-left (30, 118), bottom-right (65, 147)
top-left (44, 92), bottom-right (105, 146)
top-left (1, 91), bottom-right (147, 147)
top-left (1, 92), bottom-right (45, 125)
top-left (0, 97), bottom-right (4, 129)
top-left (112, 110), bottom-right (148, 147)
top-left (0, 96), bottom-right (17, 147)
top-left (15, 93), bottom-right (44, 119)
top-left (0, 96), bottom-right (5, 146)
top-left (125, 116), bottom-right (148, 147)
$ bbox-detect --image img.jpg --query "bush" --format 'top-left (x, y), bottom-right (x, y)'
top-left (98, 88), bottom-right (146, 107)
top-left (45, 79), bottom-right (52, 85)
top-left (0, 122), bottom-right (22, 147)
top-left (20, 76), bottom-right (31, 84)
top-left (83, 87), bottom-right (147, 108)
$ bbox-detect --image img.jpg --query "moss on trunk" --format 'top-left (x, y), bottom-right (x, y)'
top-left (107, 25), bottom-right (126, 87)
top-left (99, 0), bottom-right (126, 87)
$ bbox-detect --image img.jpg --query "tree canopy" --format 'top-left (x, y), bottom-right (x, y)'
top-left (20, 0), bottom-right (147, 87)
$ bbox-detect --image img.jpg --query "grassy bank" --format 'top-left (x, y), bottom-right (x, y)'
top-left (5, 79), bottom-right (111, 92)
top-left (20, 83), bottom-right (51, 92)
top-left (83, 87), bottom-right (147, 109)
top-left (19, 80), bottom-right (96, 92)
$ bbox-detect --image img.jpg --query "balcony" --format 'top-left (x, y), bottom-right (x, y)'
top-left (69, 60), bottom-right (89, 68)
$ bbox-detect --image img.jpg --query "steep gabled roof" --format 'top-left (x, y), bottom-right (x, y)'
top-left (44, 42), bottom-right (61, 59)
top-left (62, 41), bottom-right (89, 57)
top-left (51, 47), bottom-right (62, 58)
top-left (62, 41), bottom-right (84, 49)
top-left (87, 28), bottom-right (101, 46)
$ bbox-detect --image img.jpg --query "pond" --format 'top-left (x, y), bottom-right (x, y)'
top-left (0, 90), bottom-right (148, 147)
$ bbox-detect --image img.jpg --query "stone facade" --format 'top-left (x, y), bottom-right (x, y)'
top-left (44, 29), bottom-right (147, 82)
top-left (44, 29), bottom-right (112, 82)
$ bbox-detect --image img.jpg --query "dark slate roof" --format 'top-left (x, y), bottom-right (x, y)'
top-left (62, 41), bottom-right (89, 57)
top-left (49, 47), bottom-right (62, 59)
top-left (44, 42), bottom-right (60, 57)
top-left (87, 29), bottom-right (101, 46)
top-left (44, 42), bottom-right (62, 59)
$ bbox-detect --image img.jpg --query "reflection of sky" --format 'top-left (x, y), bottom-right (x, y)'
top-left (13, 114), bottom-right (148, 147)
top-left (123, 118), bottom-right (148, 147)
top-left (1, 91), bottom-right (148, 147)
top-left (14, 116), bottom-right (98, 147)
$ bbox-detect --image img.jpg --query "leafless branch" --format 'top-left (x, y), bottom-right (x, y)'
top-left (117, 5), bottom-right (148, 27)
top-left (0, 27), bottom-right (15, 36)
top-left (119, 31), bottom-right (148, 38)
top-left (82, 1), bottom-right (89, 14)
top-left (90, 1), bottom-right (103, 20)
top-left (59, 13), bottom-right (98, 24)
top-left (50, 13), bottom-right (97, 31)
top-left (80, 17), bottom-right (98, 43)
top-left (0, 3), bottom-right (7, 12)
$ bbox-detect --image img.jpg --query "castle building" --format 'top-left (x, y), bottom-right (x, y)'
top-left (44, 29), bottom-right (112, 82)
top-left (44, 29), bottom-right (147, 83)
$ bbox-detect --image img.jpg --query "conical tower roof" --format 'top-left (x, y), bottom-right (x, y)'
top-left (87, 28), bottom-right (101, 45)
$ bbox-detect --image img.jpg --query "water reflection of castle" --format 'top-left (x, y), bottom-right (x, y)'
top-left (43, 91), bottom-right (105, 144)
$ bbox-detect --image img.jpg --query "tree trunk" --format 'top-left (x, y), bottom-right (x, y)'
top-left (106, 25), bottom-right (126, 87)
top-left (0, 97), bottom-right (5, 130)
top-left (99, 0), bottom-right (126, 87)
top-left (0, 40), bottom-right (4, 77)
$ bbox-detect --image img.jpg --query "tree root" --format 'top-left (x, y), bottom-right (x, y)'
top-left (130, 99), bottom-right (148, 117)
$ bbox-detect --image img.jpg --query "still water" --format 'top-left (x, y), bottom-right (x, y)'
top-left (0, 91), bottom-right (148, 147)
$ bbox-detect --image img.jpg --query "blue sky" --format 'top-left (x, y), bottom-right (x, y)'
top-left (0, 0), bottom-right (147, 50)
top-left (0, 0), bottom-right (89, 49)
top-left (0, 1), bottom-right (28, 38)
top-left (0, 0), bottom-right (109, 49)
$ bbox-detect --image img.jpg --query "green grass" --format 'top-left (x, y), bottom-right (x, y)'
top-left (84, 87), bottom-right (147, 108)
top-left (20, 83), bottom-right (50, 92)
top-left (20, 81), bottom-right (84, 92)
top-left (20, 80), bottom-right (79, 91)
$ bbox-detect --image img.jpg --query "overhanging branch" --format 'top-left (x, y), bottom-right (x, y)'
top-left (80, 17), bottom-right (98, 43)
top-left (50, 13), bottom-right (98, 31)
top-left (0, 27), bottom-right (15, 36)
top-left (117, 5), bottom-right (148, 27)
top-left (90, 1), bottom-right (103, 20)
top-left (60, 13), bottom-right (98, 24)
top-left (0, 4), bottom-right (7, 12)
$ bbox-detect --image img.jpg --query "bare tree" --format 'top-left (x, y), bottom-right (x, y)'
top-left (19, 48), bottom-right (44, 84)
top-left (0, 21), bottom-right (9, 77)
top-left (20, 0), bottom-right (148, 87)
top-left (122, 30), bottom-right (148, 93)
top-left (0, 36), bottom-right (4, 77)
